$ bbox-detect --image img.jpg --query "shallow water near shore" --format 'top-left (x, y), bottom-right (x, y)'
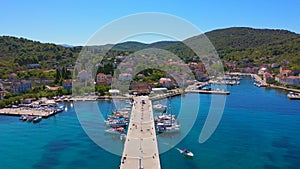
top-left (0, 78), bottom-right (299, 169)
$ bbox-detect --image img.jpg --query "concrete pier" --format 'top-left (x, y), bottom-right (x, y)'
top-left (185, 89), bottom-right (230, 95)
top-left (120, 96), bottom-right (161, 169)
top-left (0, 108), bottom-right (57, 117)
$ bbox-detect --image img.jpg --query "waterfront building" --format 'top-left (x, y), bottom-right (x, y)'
top-left (263, 72), bottom-right (274, 83)
top-left (129, 82), bottom-right (152, 95)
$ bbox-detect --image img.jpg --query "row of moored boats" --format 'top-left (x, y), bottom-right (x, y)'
top-left (19, 115), bottom-right (42, 123)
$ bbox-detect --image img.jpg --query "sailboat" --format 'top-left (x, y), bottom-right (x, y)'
top-left (156, 97), bottom-right (180, 133)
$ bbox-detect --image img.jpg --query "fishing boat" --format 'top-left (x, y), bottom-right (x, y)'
top-left (33, 116), bottom-right (42, 123)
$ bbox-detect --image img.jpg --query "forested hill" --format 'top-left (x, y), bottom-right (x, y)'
top-left (112, 27), bottom-right (300, 68)
top-left (1, 27), bottom-right (300, 77)
top-left (0, 36), bottom-right (81, 70)
top-left (204, 27), bottom-right (300, 68)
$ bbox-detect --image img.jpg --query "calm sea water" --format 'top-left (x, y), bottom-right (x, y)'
top-left (0, 78), bottom-right (299, 169)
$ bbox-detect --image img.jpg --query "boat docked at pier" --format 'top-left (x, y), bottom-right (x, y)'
top-left (33, 116), bottom-right (42, 123)
top-left (105, 127), bottom-right (125, 135)
top-left (287, 92), bottom-right (300, 100)
top-left (19, 114), bottom-right (29, 121)
top-left (105, 110), bottom-right (130, 127)
top-left (155, 98), bottom-right (180, 133)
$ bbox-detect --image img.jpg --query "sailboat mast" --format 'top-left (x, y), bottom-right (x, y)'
top-left (169, 96), bottom-right (172, 126)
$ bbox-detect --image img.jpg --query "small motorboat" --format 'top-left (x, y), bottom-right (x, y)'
top-left (19, 114), bottom-right (28, 121)
top-left (27, 115), bottom-right (34, 122)
top-left (33, 116), bottom-right (42, 123)
top-left (105, 127), bottom-right (125, 135)
top-left (177, 148), bottom-right (194, 158)
top-left (182, 149), bottom-right (194, 157)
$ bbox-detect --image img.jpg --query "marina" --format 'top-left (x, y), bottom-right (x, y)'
top-left (0, 79), bottom-right (299, 168)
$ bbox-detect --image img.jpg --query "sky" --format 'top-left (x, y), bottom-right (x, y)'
top-left (0, 0), bottom-right (299, 46)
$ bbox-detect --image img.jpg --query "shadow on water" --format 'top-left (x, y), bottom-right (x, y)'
top-left (268, 136), bottom-right (300, 169)
top-left (33, 139), bottom-right (79, 169)
top-left (272, 136), bottom-right (295, 149)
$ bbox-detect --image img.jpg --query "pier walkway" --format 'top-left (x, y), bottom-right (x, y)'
top-left (120, 96), bottom-right (161, 169)
top-left (0, 108), bottom-right (57, 117)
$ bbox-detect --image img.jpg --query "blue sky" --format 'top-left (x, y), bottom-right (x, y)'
top-left (0, 0), bottom-right (299, 45)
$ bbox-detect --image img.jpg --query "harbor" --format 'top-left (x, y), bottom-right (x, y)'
top-left (0, 79), bottom-right (299, 169)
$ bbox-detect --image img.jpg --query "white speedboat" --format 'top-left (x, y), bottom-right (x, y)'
top-left (287, 92), bottom-right (300, 100)
top-left (33, 116), bottom-right (42, 123)
top-left (177, 148), bottom-right (194, 157)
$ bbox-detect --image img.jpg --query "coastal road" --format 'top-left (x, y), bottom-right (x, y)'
top-left (120, 96), bottom-right (161, 169)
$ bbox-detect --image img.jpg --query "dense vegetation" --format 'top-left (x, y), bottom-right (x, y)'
top-left (203, 27), bottom-right (300, 69)
top-left (1, 27), bottom-right (300, 79)
top-left (0, 36), bottom-right (81, 78)
top-left (113, 27), bottom-right (300, 69)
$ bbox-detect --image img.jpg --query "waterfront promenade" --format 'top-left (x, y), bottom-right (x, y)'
top-left (120, 96), bottom-right (161, 169)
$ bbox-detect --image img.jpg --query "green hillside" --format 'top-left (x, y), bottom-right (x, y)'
top-left (1, 27), bottom-right (300, 79)
top-left (111, 27), bottom-right (300, 69)
top-left (204, 27), bottom-right (300, 69)
top-left (0, 36), bottom-right (81, 78)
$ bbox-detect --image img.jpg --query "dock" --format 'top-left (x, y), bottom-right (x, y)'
top-left (0, 108), bottom-right (58, 118)
top-left (185, 89), bottom-right (230, 95)
top-left (252, 74), bottom-right (268, 86)
top-left (150, 90), bottom-right (183, 101)
top-left (120, 96), bottom-right (161, 169)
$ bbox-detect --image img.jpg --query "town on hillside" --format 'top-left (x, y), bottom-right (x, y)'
top-left (1, 51), bottom-right (300, 108)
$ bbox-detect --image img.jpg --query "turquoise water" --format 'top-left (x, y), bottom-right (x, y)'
top-left (0, 78), bottom-right (300, 169)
